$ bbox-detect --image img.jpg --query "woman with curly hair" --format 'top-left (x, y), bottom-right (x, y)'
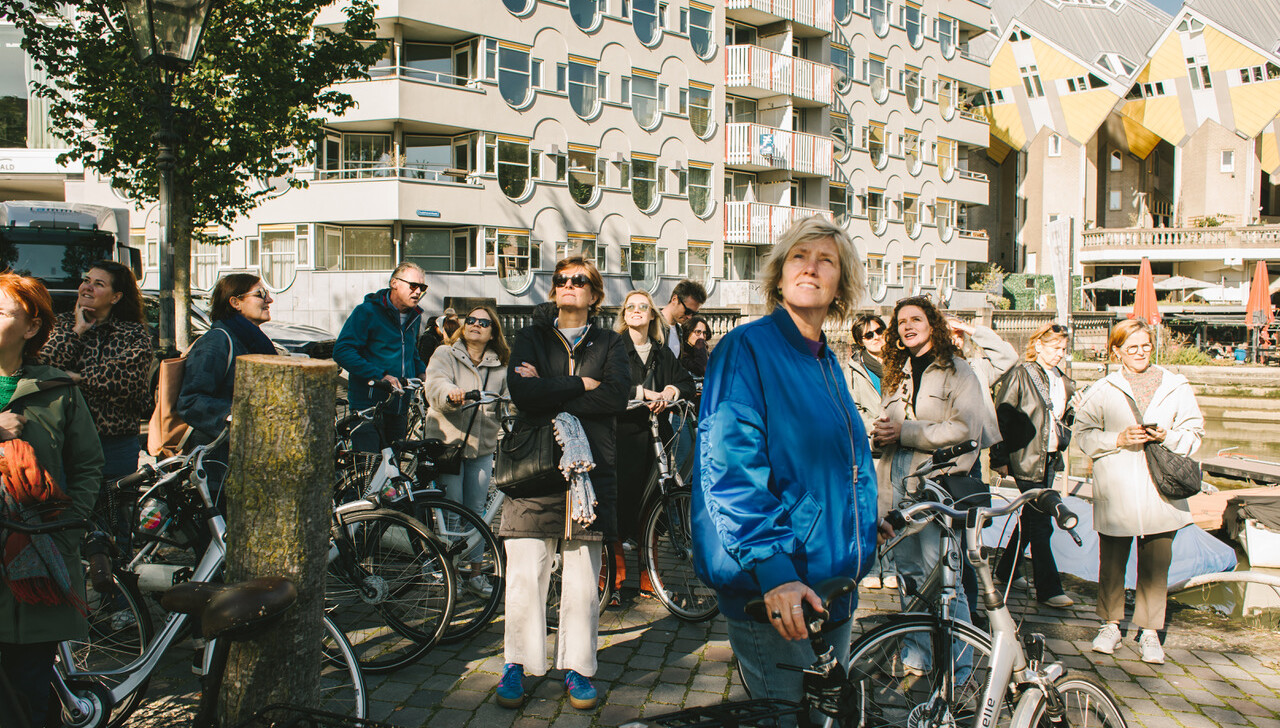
top-left (870, 296), bottom-right (999, 674)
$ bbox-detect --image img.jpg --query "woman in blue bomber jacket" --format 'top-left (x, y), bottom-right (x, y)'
top-left (692, 215), bottom-right (879, 708)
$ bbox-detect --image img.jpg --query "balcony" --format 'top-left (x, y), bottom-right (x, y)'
top-left (726, 123), bottom-right (833, 177)
top-left (726, 0), bottom-right (833, 36)
top-left (1080, 225), bottom-right (1280, 263)
top-left (268, 168), bottom-right (485, 224)
top-left (726, 45), bottom-right (834, 107)
top-left (947, 168), bottom-right (989, 205)
top-left (725, 201), bottom-right (833, 245)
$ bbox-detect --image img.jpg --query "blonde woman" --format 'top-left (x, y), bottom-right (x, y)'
top-left (612, 289), bottom-right (694, 602)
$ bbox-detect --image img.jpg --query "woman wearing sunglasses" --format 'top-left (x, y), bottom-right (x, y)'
top-left (422, 305), bottom-right (509, 594)
top-left (611, 289), bottom-right (694, 603)
top-left (847, 313), bottom-right (896, 590)
top-left (497, 257), bottom-right (629, 711)
top-left (177, 273), bottom-right (278, 498)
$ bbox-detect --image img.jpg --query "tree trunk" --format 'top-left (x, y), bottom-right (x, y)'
top-left (219, 354), bottom-right (337, 726)
top-left (173, 187), bottom-right (194, 351)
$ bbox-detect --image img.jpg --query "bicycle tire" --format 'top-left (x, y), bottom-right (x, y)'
top-left (407, 497), bottom-right (505, 643)
top-left (548, 540), bottom-right (615, 629)
top-left (845, 616), bottom-right (995, 728)
top-left (58, 567), bottom-right (154, 728)
top-left (641, 490), bottom-right (719, 622)
top-left (325, 508), bottom-right (455, 673)
top-left (1023, 676), bottom-right (1128, 728)
top-left (320, 614), bottom-right (369, 718)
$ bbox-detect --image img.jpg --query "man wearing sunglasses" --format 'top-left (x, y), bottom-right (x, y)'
top-left (658, 279), bottom-right (707, 357)
top-left (334, 262), bottom-right (430, 452)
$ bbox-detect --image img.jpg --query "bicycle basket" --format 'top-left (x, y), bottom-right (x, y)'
top-left (335, 451), bottom-right (385, 497)
top-left (235, 705), bottom-right (398, 728)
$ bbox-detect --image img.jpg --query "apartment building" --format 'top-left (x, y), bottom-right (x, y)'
top-left (976, 0), bottom-right (1280, 304)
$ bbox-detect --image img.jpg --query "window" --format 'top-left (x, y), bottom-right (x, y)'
top-left (903, 196), bottom-right (919, 236)
top-left (632, 155), bottom-right (658, 210)
top-left (831, 46), bottom-right (852, 92)
top-left (624, 238), bottom-right (659, 289)
top-left (689, 84), bottom-right (712, 137)
top-left (866, 256), bottom-right (884, 295)
top-left (688, 164), bottom-right (712, 216)
top-left (1239, 63), bottom-right (1280, 83)
top-left (404, 227), bottom-right (458, 272)
top-left (936, 138), bottom-right (956, 178)
top-left (679, 7), bottom-right (688, 33)
top-left (342, 133), bottom-right (392, 178)
top-left (1020, 65), bottom-right (1044, 98)
top-left (868, 57), bottom-right (887, 101)
top-left (1187, 56), bottom-right (1212, 90)
top-left (689, 3), bottom-right (713, 58)
top-left (724, 245), bottom-right (755, 280)
top-left (902, 258), bottom-right (918, 292)
top-left (870, 0), bottom-right (887, 36)
top-left (568, 147), bottom-right (600, 205)
top-left (904, 69), bottom-right (921, 108)
top-left (905, 5), bottom-right (921, 47)
top-left (497, 137), bottom-right (531, 199)
top-left (570, 0), bottom-right (602, 29)
top-left (319, 226), bottom-right (394, 271)
top-left (935, 199), bottom-right (954, 237)
top-left (724, 20), bottom-right (757, 46)
top-left (904, 132), bottom-right (921, 171)
top-left (866, 190), bottom-right (886, 231)
top-left (829, 185), bottom-right (848, 219)
top-left (1109, 190), bottom-right (1122, 210)
top-left (503, 0), bottom-right (531, 12)
top-left (1109, 150), bottom-right (1122, 171)
top-left (568, 58), bottom-right (599, 117)
top-left (867, 124), bottom-right (886, 167)
top-left (1048, 134), bottom-right (1061, 157)
top-left (487, 229), bottom-right (538, 293)
top-left (1221, 149), bottom-right (1235, 173)
top-left (937, 17), bottom-right (955, 57)
top-left (558, 235), bottom-right (604, 270)
top-left (633, 0), bottom-right (659, 45)
top-left (726, 95), bottom-right (756, 123)
top-left (191, 236), bottom-right (230, 291)
top-left (256, 224), bottom-right (306, 288)
top-left (498, 43), bottom-right (532, 106)
top-left (835, 0), bottom-right (850, 22)
top-left (631, 72), bottom-right (659, 127)
top-left (683, 242), bottom-right (711, 284)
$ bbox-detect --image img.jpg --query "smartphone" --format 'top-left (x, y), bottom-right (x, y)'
top-left (1142, 422), bottom-right (1159, 434)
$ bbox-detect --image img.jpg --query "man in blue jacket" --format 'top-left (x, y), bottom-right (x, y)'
top-left (333, 262), bottom-right (428, 452)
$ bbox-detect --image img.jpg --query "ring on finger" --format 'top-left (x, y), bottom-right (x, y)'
top-left (791, 605), bottom-right (803, 612)
top-left (770, 610), bottom-right (783, 620)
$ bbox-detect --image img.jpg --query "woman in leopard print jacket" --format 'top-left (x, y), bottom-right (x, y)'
top-left (42, 261), bottom-right (152, 483)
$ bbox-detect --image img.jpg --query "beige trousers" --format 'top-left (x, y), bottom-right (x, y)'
top-left (502, 538), bottom-right (602, 676)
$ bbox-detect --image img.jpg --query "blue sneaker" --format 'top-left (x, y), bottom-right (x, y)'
top-left (496, 663), bottom-right (525, 708)
top-left (565, 670), bottom-right (598, 709)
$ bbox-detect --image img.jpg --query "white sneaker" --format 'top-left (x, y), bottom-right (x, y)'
top-left (1012, 577), bottom-right (1030, 591)
top-left (1043, 594), bottom-right (1074, 608)
top-left (464, 574), bottom-right (494, 598)
top-left (1139, 630), bottom-right (1165, 664)
top-left (1092, 623), bottom-right (1122, 654)
top-left (882, 575), bottom-right (899, 590)
top-left (861, 575), bottom-right (882, 589)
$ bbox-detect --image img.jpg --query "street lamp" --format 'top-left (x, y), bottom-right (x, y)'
top-left (117, 0), bottom-right (214, 353)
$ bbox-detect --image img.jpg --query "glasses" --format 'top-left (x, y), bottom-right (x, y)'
top-left (239, 289), bottom-right (270, 301)
top-left (1122, 343), bottom-right (1154, 355)
top-left (689, 328), bottom-right (708, 338)
top-left (395, 278), bottom-right (428, 293)
top-left (465, 316), bottom-right (492, 328)
top-left (552, 273), bottom-right (591, 289)
top-left (625, 303), bottom-right (651, 312)
top-left (862, 328), bottom-right (885, 340)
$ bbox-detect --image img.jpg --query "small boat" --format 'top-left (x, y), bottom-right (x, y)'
top-left (1200, 447), bottom-right (1280, 486)
top-left (1223, 494), bottom-right (1280, 568)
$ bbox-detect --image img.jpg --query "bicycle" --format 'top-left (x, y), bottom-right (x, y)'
top-left (47, 434), bottom-right (367, 727)
top-left (624, 398), bottom-right (717, 622)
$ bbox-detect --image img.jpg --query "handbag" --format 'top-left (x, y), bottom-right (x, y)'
top-left (146, 329), bottom-right (233, 458)
top-left (434, 370), bottom-right (490, 476)
top-left (1122, 397), bottom-right (1202, 501)
top-left (492, 415), bottom-right (566, 498)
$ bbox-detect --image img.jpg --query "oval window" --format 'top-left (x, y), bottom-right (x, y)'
top-left (633, 0), bottom-right (660, 45)
top-left (570, 0), bottom-right (599, 29)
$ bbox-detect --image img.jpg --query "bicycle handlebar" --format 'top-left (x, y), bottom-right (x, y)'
top-left (367, 378), bottom-right (424, 393)
top-left (116, 463), bottom-right (156, 490)
top-left (888, 487), bottom-right (1081, 545)
top-left (932, 440), bottom-right (977, 465)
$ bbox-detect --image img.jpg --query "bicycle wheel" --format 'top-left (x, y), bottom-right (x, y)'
top-left (548, 540), bottom-right (615, 629)
top-left (642, 491), bottom-right (718, 622)
top-left (1025, 676), bottom-right (1128, 728)
top-left (57, 567), bottom-right (153, 728)
top-left (409, 497), bottom-right (505, 643)
top-left (325, 508), bottom-right (454, 673)
top-left (319, 614), bottom-right (369, 718)
top-left (846, 617), bottom-right (994, 728)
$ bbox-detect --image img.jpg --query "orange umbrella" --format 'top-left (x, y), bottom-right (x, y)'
top-left (1247, 260), bottom-right (1274, 329)
top-left (1129, 257), bottom-right (1160, 325)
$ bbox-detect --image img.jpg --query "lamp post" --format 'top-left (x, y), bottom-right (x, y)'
top-left (118, 0), bottom-right (214, 353)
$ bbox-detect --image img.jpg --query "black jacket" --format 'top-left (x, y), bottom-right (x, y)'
top-left (501, 303), bottom-right (631, 540)
top-left (618, 334), bottom-right (696, 434)
top-left (989, 362), bottom-right (1076, 482)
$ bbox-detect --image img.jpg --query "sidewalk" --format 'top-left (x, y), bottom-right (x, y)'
top-left (126, 582), bottom-right (1280, 728)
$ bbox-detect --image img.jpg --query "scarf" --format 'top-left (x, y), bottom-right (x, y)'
top-left (220, 313), bottom-right (277, 356)
top-left (552, 413), bottom-right (597, 534)
top-left (861, 349), bottom-right (884, 381)
top-left (0, 439), bottom-right (85, 612)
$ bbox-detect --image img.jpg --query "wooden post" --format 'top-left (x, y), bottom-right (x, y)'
top-left (219, 355), bottom-right (337, 726)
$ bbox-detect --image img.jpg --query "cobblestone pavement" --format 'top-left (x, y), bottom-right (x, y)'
top-left (125, 579), bottom-right (1280, 728)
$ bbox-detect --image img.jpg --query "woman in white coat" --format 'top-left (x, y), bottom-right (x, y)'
top-left (1073, 319), bottom-right (1203, 665)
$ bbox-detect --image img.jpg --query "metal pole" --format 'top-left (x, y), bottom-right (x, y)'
top-left (155, 80), bottom-right (177, 355)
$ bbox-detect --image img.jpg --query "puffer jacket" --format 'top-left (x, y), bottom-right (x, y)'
top-left (1073, 367), bottom-right (1203, 537)
top-left (422, 341), bottom-right (508, 458)
top-left (0, 365), bottom-right (104, 643)
top-left (989, 362), bottom-right (1076, 482)
top-left (500, 303), bottom-right (630, 541)
top-left (333, 290), bottom-right (426, 411)
top-left (876, 354), bottom-right (1001, 510)
top-left (692, 307), bottom-right (879, 623)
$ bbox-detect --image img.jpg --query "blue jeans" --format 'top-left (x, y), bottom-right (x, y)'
top-left (437, 456), bottom-right (492, 563)
top-left (891, 449), bottom-right (971, 675)
top-left (100, 434), bottom-right (142, 481)
top-left (727, 612), bottom-right (854, 724)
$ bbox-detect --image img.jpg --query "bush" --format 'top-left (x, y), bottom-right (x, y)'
top-left (1156, 325), bottom-right (1212, 365)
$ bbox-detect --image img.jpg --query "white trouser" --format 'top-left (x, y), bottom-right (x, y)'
top-left (502, 537), bottom-right (602, 676)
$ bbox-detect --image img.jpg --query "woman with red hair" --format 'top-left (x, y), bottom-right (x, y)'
top-left (0, 272), bottom-right (104, 726)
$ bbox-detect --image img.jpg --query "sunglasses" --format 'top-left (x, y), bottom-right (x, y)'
top-left (625, 303), bottom-right (651, 312)
top-left (465, 316), bottom-right (492, 328)
top-left (552, 273), bottom-right (591, 289)
top-left (239, 289), bottom-right (270, 301)
top-left (395, 278), bottom-right (428, 293)
top-left (862, 328), bottom-right (885, 340)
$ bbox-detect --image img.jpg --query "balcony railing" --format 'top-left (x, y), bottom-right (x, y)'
top-left (1082, 225), bottom-right (1280, 250)
top-left (957, 168), bottom-right (988, 182)
top-left (314, 163), bottom-right (480, 184)
top-left (726, 123), bottom-right (833, 176)
top-left (727, 45), bottom-right (834, 106)
top-left (725, 201), bottom-right (833, 246)
top-left (725, 0), bottom-right (833, 34)
top-left (364, 64), bottom-right (469, 87)
top-left (957, 108), bottom-right (988, 124)
top-left (957, 46), bottom-right (988, 65)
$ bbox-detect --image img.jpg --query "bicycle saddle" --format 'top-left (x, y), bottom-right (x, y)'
top-left (161, 576), bottom-right (298, 640)
top-left (744, 577), bottom-right (857, 623)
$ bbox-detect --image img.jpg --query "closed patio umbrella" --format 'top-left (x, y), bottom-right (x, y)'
top-left (1246, 261), bottom-right (1273, 329)
top-left (1129, 257), bottom-right (1161, 325)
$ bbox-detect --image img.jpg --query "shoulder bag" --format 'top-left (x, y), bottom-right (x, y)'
top-left (1121, 396), bottom-right (1202, 501)
top-left (434, 369), bottom-right (490, 476)
top-left (147, 329), bottom-right (233, 458)
top-left (492, 414), bottom-right (566, 499)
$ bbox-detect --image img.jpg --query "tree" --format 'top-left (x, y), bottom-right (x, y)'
top-left (0, 0), bottom-right (384, 347)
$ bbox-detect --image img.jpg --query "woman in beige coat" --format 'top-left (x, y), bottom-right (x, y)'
top-left (1074, 319), bottom-right (1203, 665)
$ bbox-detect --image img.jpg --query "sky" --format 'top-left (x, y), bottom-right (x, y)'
top-left (1147, 0), bottom-right (1184, 15)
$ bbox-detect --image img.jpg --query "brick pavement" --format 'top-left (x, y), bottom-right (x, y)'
top-left (124, 581), bottom-right (1280, 728)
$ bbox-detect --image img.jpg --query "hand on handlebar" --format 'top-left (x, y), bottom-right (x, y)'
top-left (764, 581), bottom-right (824, 641)
top-left (379, 374), bottom-right (404, 394)
top-left (871, 416), bottom-right (900, 448)
top-left (447, 387), bottom-right (467, 406)
top-left (877, 518), bottom-right (896, 545)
